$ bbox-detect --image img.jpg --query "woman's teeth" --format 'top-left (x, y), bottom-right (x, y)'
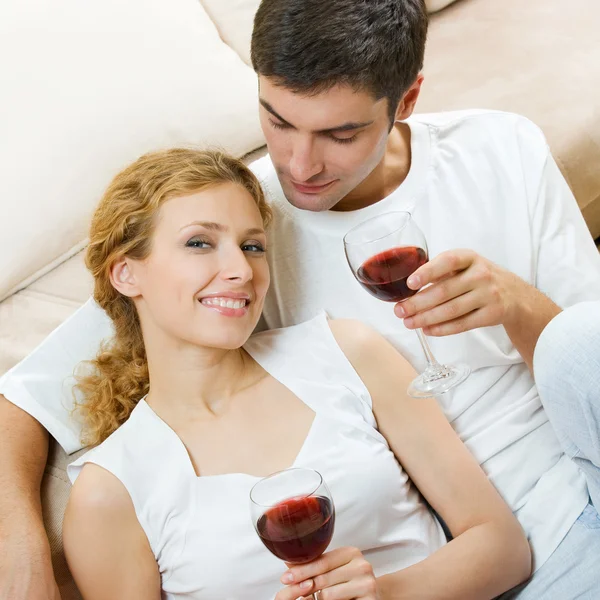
top-left (201, 298), bottom-right (248, 309)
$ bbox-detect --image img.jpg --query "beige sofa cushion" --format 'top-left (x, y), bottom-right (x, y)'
top-left (418, 0), bottom-right (600, 239)
top-left (0, 252), bottom-right (91, 377)
top-left (425, 0), bottom-right (459, 12)
top-left (0, 0), bottom-right (265, 303)
top-left (43, 441), bottom-right (87, 600)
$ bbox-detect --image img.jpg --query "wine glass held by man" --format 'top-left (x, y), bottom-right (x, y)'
top-left (61, 149), bottom-right (530, 600)
top-left (344, 211), bottom-right (471, 398)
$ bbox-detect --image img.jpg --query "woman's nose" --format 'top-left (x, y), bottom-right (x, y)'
top-left (220, 247), bottom-right (253, 283)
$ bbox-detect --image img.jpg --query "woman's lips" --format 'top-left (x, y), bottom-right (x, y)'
top-left (200, 303), bottom-right (249, 317)
top-left (199, 296), bottom-right (250, 318)
top-left (291, 180), bottom-right (337, 194)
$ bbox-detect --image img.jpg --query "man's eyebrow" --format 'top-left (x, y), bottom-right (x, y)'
top-left (260, 99), bottom-right (295, 128)
top-left (259, 98), bottom-right (374, 134)
top-left (179, 221), bottom-right (265, 237)
top-left (317, 121), bottom-right (374, 134)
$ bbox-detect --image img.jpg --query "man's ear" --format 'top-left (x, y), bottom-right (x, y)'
top-left (395, 73), bottom-right (425, 122)
top-left (109, 258), bottom-right (142, 298)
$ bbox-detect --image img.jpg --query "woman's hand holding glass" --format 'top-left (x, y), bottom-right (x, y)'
top-left (275, 546), bottom-right (380, 600)
top-left (250, 468), bottom-right (379, 600)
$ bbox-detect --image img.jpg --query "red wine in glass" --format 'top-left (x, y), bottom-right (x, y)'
top-left (256, 495), bottom-right (335, 564)
top-left (357, 246), bottom-right (429, 303)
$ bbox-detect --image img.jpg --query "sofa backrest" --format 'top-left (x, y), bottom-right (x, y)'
top-left (0, 0), bottom-right (265, 302)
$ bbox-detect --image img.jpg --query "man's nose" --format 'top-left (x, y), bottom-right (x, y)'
top-left (289, 137), bottom-right (324, 183)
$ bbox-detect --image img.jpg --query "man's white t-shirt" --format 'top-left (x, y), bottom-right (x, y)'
top-left (1, 110), bottom-right (599, 572)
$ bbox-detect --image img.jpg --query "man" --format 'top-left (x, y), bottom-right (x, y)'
top-left (1, 0), bottom-right (599, 598)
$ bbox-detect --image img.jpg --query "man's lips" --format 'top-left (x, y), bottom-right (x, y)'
top-left (291, 180), bottom-right (337, 194)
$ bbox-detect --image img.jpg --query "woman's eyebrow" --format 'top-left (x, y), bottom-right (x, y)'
top-left (179, 221), bottom-right (265, 236)
top-left (179, 220), bottom-right (226, 232)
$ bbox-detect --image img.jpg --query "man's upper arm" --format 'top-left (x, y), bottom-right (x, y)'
top-left (63, 463), bottom-right (161, 600)
top-left (0, 298), bottom-right (113, 454)
top-left (519, 120), bottom-right (600, 305)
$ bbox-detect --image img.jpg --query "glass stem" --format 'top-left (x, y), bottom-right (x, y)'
top-left (415, 328), bottom-right (442, 368)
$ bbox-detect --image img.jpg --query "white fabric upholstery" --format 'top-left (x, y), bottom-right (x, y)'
top-left (200, 0), bottom-right (261, 66)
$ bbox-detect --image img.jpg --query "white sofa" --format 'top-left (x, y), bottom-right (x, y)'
top-left (1, 1), bottom-right (599, 597)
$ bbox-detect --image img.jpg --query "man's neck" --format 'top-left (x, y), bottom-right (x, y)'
top-left (333, 121), bottom-right (412, 212)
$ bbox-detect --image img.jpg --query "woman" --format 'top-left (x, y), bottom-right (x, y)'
top-left (63, 148), bottom-right (531, 599)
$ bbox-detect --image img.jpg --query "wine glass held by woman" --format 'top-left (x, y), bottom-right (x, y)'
top-left (250, 468), bottom-right (337, 600)
top-left (62, 149), bottom-right (531, 600)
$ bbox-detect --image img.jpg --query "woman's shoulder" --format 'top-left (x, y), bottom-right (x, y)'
top-left (67, 399), bottom-right (153, 486)
top-left (328, 318), bottom-right (381, 350)
top-left (328, 319), bottom-right (417, 397)
top-left (328, 318), bottom-right (390, 368)
top-left (68, 461), bottom-right (132, 516)
top-left (65, 462), bottom-right (137, 554)
top-left (63, 461), bottom-right (160, 599)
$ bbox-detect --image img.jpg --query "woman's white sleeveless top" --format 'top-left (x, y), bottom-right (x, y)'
top-left (68, 314), bottom-right (446, 598)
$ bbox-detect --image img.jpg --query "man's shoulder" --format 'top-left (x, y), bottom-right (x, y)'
top-left (411, 108), bottom-right (538, 131)
top-left (411, 109), bottom-right (548, 154)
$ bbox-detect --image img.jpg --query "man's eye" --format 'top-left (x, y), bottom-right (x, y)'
top-left (330, 134), bottom-right (358, 145)
top-left (242, 242), bottom-right (266, 253)
top-left (186, 238), bottom-right (211, 249)
top-left (270, 119), bottom-right (290, 131)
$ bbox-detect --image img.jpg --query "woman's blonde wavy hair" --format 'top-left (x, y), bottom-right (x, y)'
top-left (75, 148), bottom-right (272, 447)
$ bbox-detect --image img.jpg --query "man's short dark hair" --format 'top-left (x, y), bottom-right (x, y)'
top-left (251, 0), bottom-right (428, 124)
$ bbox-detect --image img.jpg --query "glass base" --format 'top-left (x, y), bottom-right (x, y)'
top-left (407, 362), bottom-right (471, 398)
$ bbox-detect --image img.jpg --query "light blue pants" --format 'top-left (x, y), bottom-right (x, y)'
top-left (501, 301), bottom-right (600, 599)
top-left (498, 504), bottom-right (600, 599)
top-left (535, 301), bottom-right (600, 511)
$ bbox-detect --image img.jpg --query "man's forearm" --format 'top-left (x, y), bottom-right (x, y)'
top-left (504, 281), bottom-right (562, 372)
top-left (0, 394), bottom-right (49, 526)
top-left (0, 395), bottom-right (62, 599)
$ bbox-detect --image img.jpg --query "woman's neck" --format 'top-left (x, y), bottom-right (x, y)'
top-left (143, 334), bottom-right (262, 423)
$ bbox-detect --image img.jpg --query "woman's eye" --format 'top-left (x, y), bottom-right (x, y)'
top-left (186, 238), bottom-right (211, 249)
top-left (242, 242), bottom-right (266, 254)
